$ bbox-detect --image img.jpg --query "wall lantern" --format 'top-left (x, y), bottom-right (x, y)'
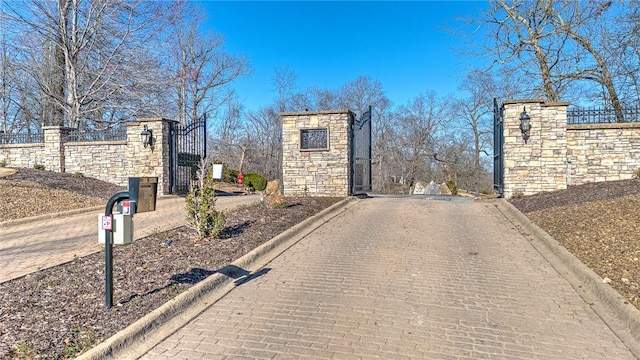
top-left (519, 107), bottom-right (531, 144)
top-left (140, 124), bottom-right (153, 148)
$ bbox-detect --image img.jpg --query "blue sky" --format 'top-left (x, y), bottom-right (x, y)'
top-left (200, 1), bottom-right (488, 112)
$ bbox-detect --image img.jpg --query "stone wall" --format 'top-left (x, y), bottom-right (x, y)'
top-left (0, 144), bottom-right (44, 168)
top-left (64, 142), bottom-right (128, 185)
top-left (0, 118), bottom-right (177, 195)
top-left (501, 99), bottom-right (640, 198)
top-left (281, 110), bottom-right (353, 197)
top-left (567, 123), bottom-right (640, 185)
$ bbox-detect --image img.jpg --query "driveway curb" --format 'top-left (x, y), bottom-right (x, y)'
top-left (0, 195), bottom-right (182, 228)
top-left (494, 198), bottom-right (640, 357)
top-left (78, 196), bottom-right (361, 360)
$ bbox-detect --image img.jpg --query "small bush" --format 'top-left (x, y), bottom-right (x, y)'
top-left (445, 179), bottom-right (458, 195)
top-left (634, 168), bottom-right (640, 179)
top-left (243, 172), bottom-right (267, 191)
top-left (33, 164), bottom-right (45, 170)
top-left (186, 158), bottom-right (225, 238)
top-left (224, 167), bottom-right (239, 184)
top-left (73, 171), bottom-right (84, 178)
top-left (0, 160), bottom-right (6, 167)
top-left (511, 191), bottom-right (525, 199)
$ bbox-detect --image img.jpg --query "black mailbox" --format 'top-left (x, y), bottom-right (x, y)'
top-left (128, 177), bottom-right (158, 213)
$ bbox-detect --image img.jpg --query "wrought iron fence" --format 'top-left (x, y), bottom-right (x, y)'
top-left (0, 131), bottom-right (44, 144)
top-left (567, 105), bottom-right (640, 124)
top-left (68, 127), bottom-right (127, 142)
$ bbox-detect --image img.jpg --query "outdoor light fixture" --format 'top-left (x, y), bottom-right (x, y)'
top-left (519, 106), bottom-right (531, 144)
top-left (140, 124), bottom-right (153, 148)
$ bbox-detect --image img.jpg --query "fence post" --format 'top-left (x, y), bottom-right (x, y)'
top-left (125, 118), bottom-right (177, 196)
top-left (42, 126), bottom-right (71, 172)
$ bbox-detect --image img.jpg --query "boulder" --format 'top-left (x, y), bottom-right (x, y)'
top-left (412, 181), bottom-right (426, 195)
top-left (426, 180), bottom-right (442, 195)
top-left (263, 179), bottom-right (285, 208)
top-left (440, 183), bottom-right (452, 195)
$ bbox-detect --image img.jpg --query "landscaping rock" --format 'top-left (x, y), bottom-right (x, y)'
top-left (262, 179), bottom-right (285, 208)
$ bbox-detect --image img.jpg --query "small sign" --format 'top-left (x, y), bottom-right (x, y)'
top-left (101, 215), bottom-right (112, 231)
top-left (121, 201), bottom-right (131, 215)
top-left (212, 164), bottom-right (223, 179)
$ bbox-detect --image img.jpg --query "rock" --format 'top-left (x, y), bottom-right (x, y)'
top-left (263, 179), bottom-right (285, 208)
top-left (440, 183), bottom-right (452, 195)
top-left (602, 277), bottom-right (611, 284)
top-left (426, 181), bottom-right (441, 195)
top-left (412, 181), bottom-right (426, 195)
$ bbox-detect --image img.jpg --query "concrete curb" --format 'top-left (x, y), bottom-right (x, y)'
top-left (0, 195), bottom-right (183, 228)
top-left (493, 198), bottom-right (640, 357)
top-left (78, 196), bottom-right (361, 360)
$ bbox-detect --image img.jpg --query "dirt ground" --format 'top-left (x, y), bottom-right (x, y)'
top-left (0, 168), bottom-right (342, 359)
top-left (510, 178), bottom-right (640, 312)
top-left (1, 168), bottom-right (639, 358)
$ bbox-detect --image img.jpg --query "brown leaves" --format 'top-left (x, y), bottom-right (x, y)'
top-left (512, 181), bottom-right (640, 312)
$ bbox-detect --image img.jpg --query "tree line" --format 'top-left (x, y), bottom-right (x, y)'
top-left (2, 1), bottom-right (638, 194)
top-left (0, 1), bottom-right (247, 133)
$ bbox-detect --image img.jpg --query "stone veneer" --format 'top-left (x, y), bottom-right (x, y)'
top-left (502, 99), bottom-right (569, 198)
top-left (567, 123), bottom-right (640, 185)
top-left (0, 118), bottom-right (177, 195)
top-left (281, 110), bottom-right (353, 197)
top-left (501, 99), bottom-right (640, 198)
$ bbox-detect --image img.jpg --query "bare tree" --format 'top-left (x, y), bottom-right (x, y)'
top-left (470, 0), bottom-right (634, 120)
top-left (2, 0), bottom-right (176, 128)
top-left (394, 92), bottom-right (450, 185)
top-left (453, 70), bottom-right (497, 193)
top-left (170, 16), bottom-right (249, 126)
top-left (244, 107), bottom-right (282, 180)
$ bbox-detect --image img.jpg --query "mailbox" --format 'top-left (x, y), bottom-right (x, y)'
top-left (128, 177), bottom-right (158, 214)
top-left (98, 213), bottom-right (133, 245)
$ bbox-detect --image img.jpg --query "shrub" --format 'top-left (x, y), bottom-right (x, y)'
top-left (186, 158), bottom-right (225, 238)
top-left (634, 168), bottom-right (640, 179)
top-left (33, 164), bottom-right (45, 170)
top-left (0, 160), bottom-right (6, 167)
top-left (224, 167), bottom-right (239, 184)
top-left (243, 172), bottom-right (267, 191)
top-left (73, 171), bottom-right (84, 178)
top-left (445, 179), bottom-right (458, 195)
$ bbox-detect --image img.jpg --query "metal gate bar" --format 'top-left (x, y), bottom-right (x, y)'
top-left (351, 106), bottom-right (372, 195)
top-left (169, 114), bottom-right (207, 194)
top-left (493, 98), bottom-right (504, 197)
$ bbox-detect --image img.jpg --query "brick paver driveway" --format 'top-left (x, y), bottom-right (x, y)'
top-left (143, 197), bottom-right (635, 359)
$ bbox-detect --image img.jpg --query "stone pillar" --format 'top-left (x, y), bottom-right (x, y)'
top-left (502, 99), bottom-right (569, 198)
top-left (125, 118), bottom-right (177, 195)
top-left (281, 110), bottom-right (352, 197)
top-left (42, 126), bottom-right (71, 172)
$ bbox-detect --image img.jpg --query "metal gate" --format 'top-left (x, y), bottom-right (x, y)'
top-left (169, 114), bottom-right (207, 194)
top-left (350, 106), bottom-right (372, 195)
top-left (493, 98), bottom-right (504, 197)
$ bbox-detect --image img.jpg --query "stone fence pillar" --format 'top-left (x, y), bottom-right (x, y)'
top-left (126, 118), bottom-right (177, 195)
top-left (502, 99), bottom-right (569, 198)
top-left (43, 126), bottom-right (72, 172)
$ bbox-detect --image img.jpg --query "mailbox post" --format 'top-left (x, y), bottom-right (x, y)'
top-left (102, 177), bottom-right (157, 308)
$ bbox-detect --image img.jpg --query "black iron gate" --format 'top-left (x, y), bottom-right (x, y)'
top-left (350, 106), bottom-right (372, 195)
top-left (169, 114), bottom-right (207, 194)
top-left (493, 98), bottom-right (504, 197)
